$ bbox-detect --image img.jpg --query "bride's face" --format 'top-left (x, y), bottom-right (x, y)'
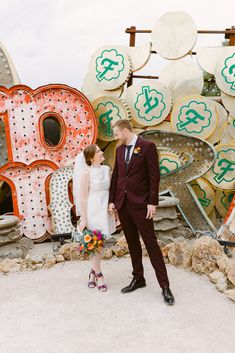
top-left (92, 146), bottom-right (104, 165)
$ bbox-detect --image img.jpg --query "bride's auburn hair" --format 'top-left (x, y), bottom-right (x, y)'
top-left (83, 144), bottom-right (97, 166)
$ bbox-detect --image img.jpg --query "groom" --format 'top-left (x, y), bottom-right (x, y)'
top-left (108, 120), bottom-right (174, 305)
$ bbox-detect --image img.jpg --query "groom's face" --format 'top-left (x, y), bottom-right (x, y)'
top-left (113, 127), bottom-right (127, 145)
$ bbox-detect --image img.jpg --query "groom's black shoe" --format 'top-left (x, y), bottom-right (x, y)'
top-left (162, 287), bottom-right (175, 305)
top-left (121, 278), bottom-right (146, 293)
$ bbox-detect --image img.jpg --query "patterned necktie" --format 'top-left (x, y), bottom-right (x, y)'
top-left (125, 145), bottom-right (132, 171)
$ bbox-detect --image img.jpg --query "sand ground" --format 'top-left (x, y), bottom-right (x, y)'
top-left (0, 244), bottom-right (234, 353)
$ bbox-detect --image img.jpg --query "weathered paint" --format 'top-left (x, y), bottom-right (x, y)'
top-left (0, 84), bottom-right (97, 240)
top-left (48, 166), bottom-right (75, 235)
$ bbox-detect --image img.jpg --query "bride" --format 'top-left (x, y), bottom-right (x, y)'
top-left (73, 144), bottom-right (116, 292)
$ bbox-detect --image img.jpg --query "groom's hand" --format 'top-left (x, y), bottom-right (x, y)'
top-left (108, 203), bottom-right (115, 214)
top-left (146, 204), bottom-right (156, 219)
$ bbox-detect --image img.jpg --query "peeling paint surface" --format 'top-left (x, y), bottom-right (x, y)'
top-left (0, 86), bottom-right (97, 165)
top-left (1, 163), bottom-right (55, 239)
top-left (0, 84), bottom-right (97, 240)
top-left (48, 166), bottom-right (75, 234)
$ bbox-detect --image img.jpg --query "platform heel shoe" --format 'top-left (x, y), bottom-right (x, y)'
top-left (95, 272), bottom-right (107, 292)
top-left (88, 268), bottom-right (96, 288)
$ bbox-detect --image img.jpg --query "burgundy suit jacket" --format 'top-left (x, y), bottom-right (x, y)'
top-left (109, 136), bottom-right (160, 210)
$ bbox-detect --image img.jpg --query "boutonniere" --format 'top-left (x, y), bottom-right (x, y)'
top-left (133, 146), bottom-right (141, 155)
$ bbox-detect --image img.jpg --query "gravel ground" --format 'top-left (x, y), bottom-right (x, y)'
top-left (0, 252), bottom-right (234, 353)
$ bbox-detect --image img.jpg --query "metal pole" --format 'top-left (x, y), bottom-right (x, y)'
top-left (126, 26), bottom-right (235, 83)
top-left (125, 28), bottom-right (235, 35)
top-left (127, 26), bottom-right (136, 87)
top-left (228, 26), bottom-right (235, 45)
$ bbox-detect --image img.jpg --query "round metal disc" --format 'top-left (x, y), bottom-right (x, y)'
top-left (171, 95), bottom-right (217, 139)
top-left (145, 120), bottom-right (173, 131)
top-left (221, 91), bottom-right (235, 116)
top-left (229, 116), bottom-right (235, 139)
top-left (220, 141), bottom-right (235, 163)
top-left (96, 139), bottom-right (110, 150)
top-left (159, 151), bottom-right (182, 176)
top-left (215, 189), bottom-right (235, 218)
top-left (92, 96), bottom-right (131, 141)
top-left (191, 178), bottom-right (215, 215)
top-left (159, 60), bottom-right (204, 101)
top-left (120, 42), bottom-right (151, 72)
top-left (208, 208), bottom-right (216, 225)
top-left (124, 80), bottom-right (172, 126)
top-left (205, 144), bottom-right (235, 190)
top-left (220, 122), bottom-right (235, 145)
top-left (82, 71), bottom-right (123, 101)
top-left (133, 128), bottom-right (145, 134)
top-left (215, 47), bottom-right (235, 96)
top-left (207, 101), bottom-right (228, 145)
top-left (103, 140), bottom-right (118, 169)
top-left (131, 118), bottom-right (143, 128)
top-left (89, 46), bottom-right (132, 90)
top-left (151, 11), bottom-right (197, 60)
top-left (196, 47), bottom-right (227, 75)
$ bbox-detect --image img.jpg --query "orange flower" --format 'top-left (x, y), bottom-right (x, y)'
top-left (84, 234), bottom-right (91, 243)
top-left (87, 243), bottom-right (94, 250)
top-left (93, 235), bottom-right (98, 241)
top-left (134, 146), bottom-right (141, 154)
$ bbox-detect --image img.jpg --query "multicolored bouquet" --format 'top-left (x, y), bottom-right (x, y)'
top-left (78, 228), bottom-right (106, 256)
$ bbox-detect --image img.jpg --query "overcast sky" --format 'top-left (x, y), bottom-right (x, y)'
top-left (0, 0), bottom-right (235, 90)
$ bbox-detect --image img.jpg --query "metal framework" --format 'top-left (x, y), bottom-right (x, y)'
top-left (124, 25), bottom-right (235, 248)
top-left (125, 26), bottom-right (235, 85)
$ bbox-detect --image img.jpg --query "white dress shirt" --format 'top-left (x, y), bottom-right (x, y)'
top-left (124, 134), bottom-right (138, 161)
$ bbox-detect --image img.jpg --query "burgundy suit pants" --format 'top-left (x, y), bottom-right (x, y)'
top-left (118, 197), bottom-right (169, 288)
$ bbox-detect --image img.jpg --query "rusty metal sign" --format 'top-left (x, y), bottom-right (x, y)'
top-left (0, 84), bottom-right (97, 241)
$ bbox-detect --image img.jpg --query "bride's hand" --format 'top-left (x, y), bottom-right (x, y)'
top-left (108, 203), bottom-right (115, 214)
top-left (79, 218), bottom-right (87, 231)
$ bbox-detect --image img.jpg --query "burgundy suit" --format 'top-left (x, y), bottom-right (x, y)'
top-left (109, 136), bottom-right (169, 288)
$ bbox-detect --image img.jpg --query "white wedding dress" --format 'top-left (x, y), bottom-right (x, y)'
top-left (84, 165), bottom-right (116, 238)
